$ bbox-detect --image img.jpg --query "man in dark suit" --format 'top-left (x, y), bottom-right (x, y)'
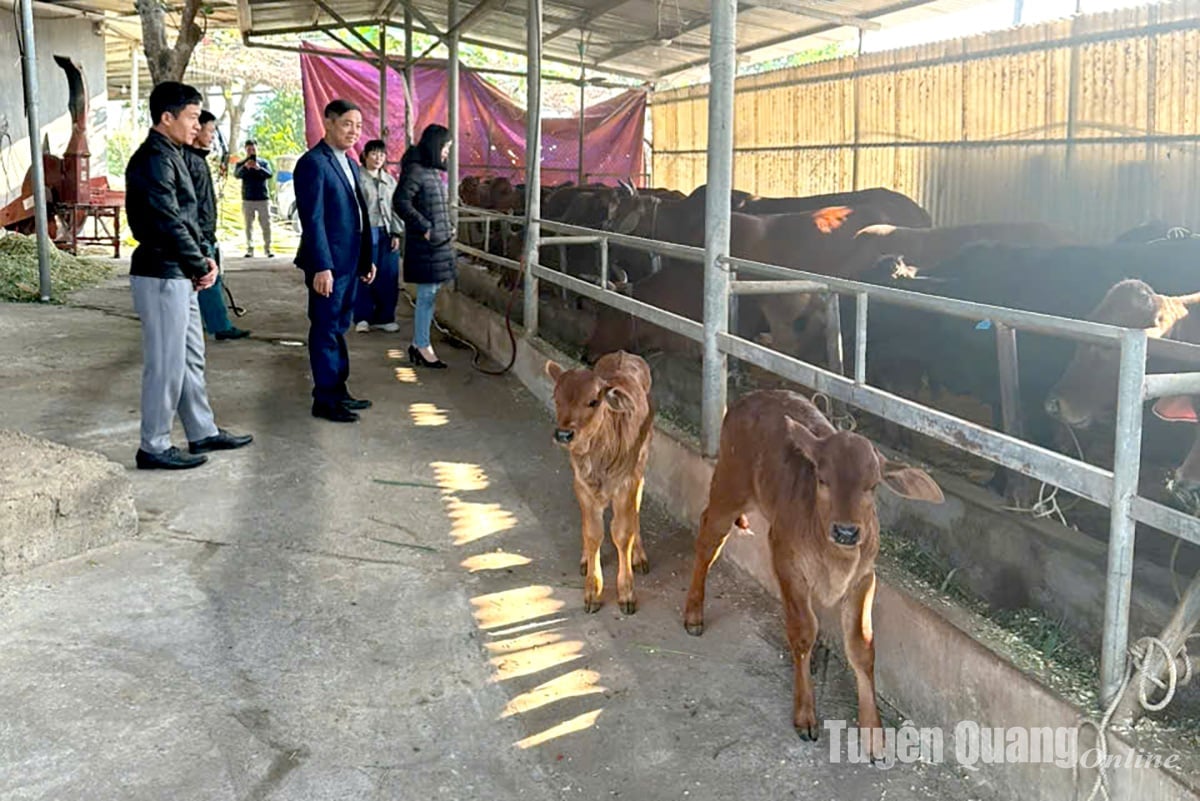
top-left (293, 99), bottom-right (377, 423)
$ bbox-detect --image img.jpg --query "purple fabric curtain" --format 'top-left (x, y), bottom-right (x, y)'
top-left (300, 44), bottom-right (648, 186)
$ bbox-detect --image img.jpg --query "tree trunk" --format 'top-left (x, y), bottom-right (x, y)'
top-left (221, 82), bottom-right (252, 155)
top-left (135, 0), bottom-right (205, 88)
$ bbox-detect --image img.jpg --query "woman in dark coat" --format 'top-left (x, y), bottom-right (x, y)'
top-left (393, 124), bottom-right (455, 369)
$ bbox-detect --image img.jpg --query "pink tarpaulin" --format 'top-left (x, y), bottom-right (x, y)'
top-left (299, 44), bottom-right (647, 186)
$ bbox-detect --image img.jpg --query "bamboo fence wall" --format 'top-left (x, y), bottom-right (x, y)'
top-left (650, 0), bottom-right (1200, 240)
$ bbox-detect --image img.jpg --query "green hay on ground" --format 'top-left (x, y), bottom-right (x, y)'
top-left (0, 233), bottom-right (116, 303)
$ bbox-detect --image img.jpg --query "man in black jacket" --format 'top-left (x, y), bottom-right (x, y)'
top-left (235, 140), bottom-right (273, 258)
top-left (185, 109), bottom-right (250, 341)
top-left (125, 81), bottom-right (252, 470)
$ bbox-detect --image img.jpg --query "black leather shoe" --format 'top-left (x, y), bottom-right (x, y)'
top-left (313, 402), bottom-right (359, 423)
top-left (215, 327), bottom-right (251, 341)
top-left (189, 429), bottom-right (254, 454)
top-left (340, 396), bottom-right (372, 410)
top-left (408, 345), bottom-right (448, 370)
top-left (136, 447), bottom-right (208, 470)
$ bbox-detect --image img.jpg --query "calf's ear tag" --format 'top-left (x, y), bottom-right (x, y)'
top-left (975, 319), bottom-right (993, 331)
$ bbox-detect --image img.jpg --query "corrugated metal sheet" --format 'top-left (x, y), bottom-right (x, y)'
top-left (651, 0), bottom-right (1200, 241)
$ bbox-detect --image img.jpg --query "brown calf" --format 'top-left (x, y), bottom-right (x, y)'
top-left (546, 351), bottom-right (655, 614)
top-left (684, 390), bottom-right (944, 760)
top-left (1045, 279), bottom-right (1200, 510)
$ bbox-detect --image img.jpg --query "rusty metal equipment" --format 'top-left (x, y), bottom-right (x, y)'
top-left (1, 55), bottom-right (124, 257)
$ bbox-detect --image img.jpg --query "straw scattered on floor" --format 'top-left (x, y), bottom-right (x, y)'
top-left (0, 233), bottom-right (115, 303)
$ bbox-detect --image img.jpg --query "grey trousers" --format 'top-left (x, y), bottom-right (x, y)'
top-left (243, 200), bottom-right (272, 251)
top-left (130, 276), bottom-right (220, 454)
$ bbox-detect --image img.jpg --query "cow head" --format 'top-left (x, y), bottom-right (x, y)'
top-left (545, 360), bottom-right (640, 449)
top-left (1045, 280), bottom-right (1200, 428)
top-left (459, 175), bottom-right (482, 207)
top-left (785, 418), bottom-right (944, 547)
top-left (606, 196), bottom-right (659, 236)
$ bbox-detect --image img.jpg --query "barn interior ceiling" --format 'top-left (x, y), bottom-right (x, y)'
top-left (26, 0), bottom-right (994, 92)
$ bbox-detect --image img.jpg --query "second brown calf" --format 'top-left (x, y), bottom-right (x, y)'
top-left (684, 390), bottom-right (944, 760)
top-left (546, 351), bottom-right (654, 614)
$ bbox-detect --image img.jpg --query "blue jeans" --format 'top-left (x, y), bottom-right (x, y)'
top-left (413, 282), bottom-right (443, 349)
top-left (197, 246), bottom-right (232, 335)
top-left (353, 227), bottom-right (401, 325)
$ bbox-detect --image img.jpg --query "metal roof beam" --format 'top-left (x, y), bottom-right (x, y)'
top-left (593, 3), bottom-right (719, 67)
top-left (653, 0), bottom-right (935, 79)
top-left (312, 0), bottom-right (383, 54)
top-left (745, 0), bottom-right (881, 30)
top-left (390, 0), bottom-right (450, 44)
top-left (446, 0), bottom-right (507, 38)
top-left (376, 0), bottom-right (406, 19)
top-left (240, 20), bottom-right (653, 81)
top-left (543, 0), bottom-right (633, 44)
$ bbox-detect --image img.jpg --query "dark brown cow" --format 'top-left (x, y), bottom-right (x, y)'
top-left (1045, 279), bottom-right (1200, 510)
top-left (588, 197), bottom-right (917, 361)
top-left (546, 351), bottom-right (655, 614)
top-left (684, 390), bottom-right (943, 760)
top-left (684, 185), bottom-right (933, 227)
top-left (847, 222), bottom-right (1076, 278)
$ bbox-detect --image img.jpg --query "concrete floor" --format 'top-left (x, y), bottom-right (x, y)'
top-left (0, 259), bottom-right (998, 801)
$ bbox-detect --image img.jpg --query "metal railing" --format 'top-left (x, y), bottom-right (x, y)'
top-left (453, 203), bottom-right (1200, 707)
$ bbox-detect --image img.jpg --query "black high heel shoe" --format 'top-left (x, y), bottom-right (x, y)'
top-left (409, 344), bottom-right (448, 369)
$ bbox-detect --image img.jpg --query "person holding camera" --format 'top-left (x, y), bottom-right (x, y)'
top-left (235, 140), bottom-right (273, 258)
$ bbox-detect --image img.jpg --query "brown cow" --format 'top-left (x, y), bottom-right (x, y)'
top-left (588, 200), bottom-right (902, 361)
top-left (848, 222), bottom-right (1076, 278)
top-left (546, 351), bottom-right (654, 614)
top-left (684, 390), bottom-right (944, 760)
top-left (1045, 279), bottom-right (1200, 511)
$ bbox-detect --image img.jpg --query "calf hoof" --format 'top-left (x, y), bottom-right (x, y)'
top-left (794, 721), bottom-right (820, 743)
top-left (619, 598), bottom-right (638, 615)
top-left (584, 599), bottom-right (603, 614)
top-left (633, 557), bottom-right (650, 575)
top-left (684, 618), bottom-right (705, 637)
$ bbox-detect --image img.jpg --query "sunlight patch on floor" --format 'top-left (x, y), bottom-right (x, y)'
top-left (514, 710), bottom-right (604, 750)
top-left (501, 669), bottom-right (606, 719)
top-left (488, 638), bottom-right (586, 683)
top-left (433, 461), bottom-right (490, 493)
top-left (461, 551), bottom-right (532, 573)
top-left (443, 496), bottom-right (517, 545)
top-left (470, 585), bottom-right (564, 631)
top-left (410, 402), bottom-right (449, 426)
top-left (428, 439), bottom-right (604, 749)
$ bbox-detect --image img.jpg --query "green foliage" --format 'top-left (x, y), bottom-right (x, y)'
top-left (246, 90), bottom-right (307, 159)
top-left (106, 127), bottom-right (134, 177)
top-left (737, 42), bottom-right (847, 77)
